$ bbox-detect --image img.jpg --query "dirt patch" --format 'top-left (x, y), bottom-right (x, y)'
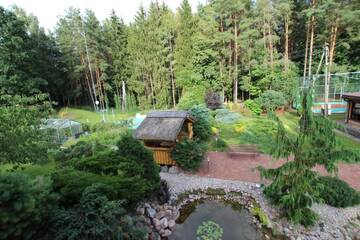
top-left (194, 152), bottom-right (360, 190)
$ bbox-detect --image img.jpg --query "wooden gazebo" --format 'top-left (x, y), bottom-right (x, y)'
top-left (134, 111), bottom-right (195, 165)
top-left (343, 92), bottom-right (360, 126)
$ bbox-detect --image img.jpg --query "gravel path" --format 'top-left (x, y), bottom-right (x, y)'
top-left (161, 172), bottom-right (360, 240)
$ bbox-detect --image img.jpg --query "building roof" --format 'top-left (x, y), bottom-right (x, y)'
top-left (134, 111), bottom-right (194, 141)
top-left (40, 118), bottom-right (82, 129)
top-left (342, 92), bottom-right (360, 101)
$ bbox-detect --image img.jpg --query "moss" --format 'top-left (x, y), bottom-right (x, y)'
top-left (205, 188), bottom-right (226, 196)
top-left (222, 199), bottom-right (243, 212)
top-left (176, 199), bottom-right (204, 224)
top-left (250, 206), bottom-right (270, 227)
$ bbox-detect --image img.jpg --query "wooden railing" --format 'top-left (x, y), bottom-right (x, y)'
top-left (146, 147), bottom-right (176, 165)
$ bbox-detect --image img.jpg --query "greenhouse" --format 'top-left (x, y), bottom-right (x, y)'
top-left (40, 119), bottom-right (84, 143)
top-left (297, 71), bottom-right (360, 114)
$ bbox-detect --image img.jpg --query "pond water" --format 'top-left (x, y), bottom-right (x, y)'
top-left (170, 200), bottom-right (262, 240)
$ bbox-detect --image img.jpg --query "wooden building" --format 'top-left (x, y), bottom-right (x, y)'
top-left (343, 92), bottom-right (360, 126)
top-left (134, 111), bottom-right (195, 165)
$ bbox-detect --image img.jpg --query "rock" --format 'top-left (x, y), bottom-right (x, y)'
top-left (150, 231), bottom-right (161, 240)
top-left (165, 209), bottom-right (172, 219)
top-left (168, 219), bottom-right (176, 230)
top-left (264, 234), bottom-right (270, 240)
top-left (168, 166), bottom-right (179, 174)
top-left (144, 203), bottom-right (151, 208)
top-left (161, 166), bottom-right (169, 172)
top-left (160, 217), bottom-right (168, 228)
top-left (146, 207), bottom-right (156, 218)
top-left (162, 229), bottom-right (172, 237)
top-left (156, 210), bottom-right (166, 219)
top-left (137, 207), bottom-right (145, 215)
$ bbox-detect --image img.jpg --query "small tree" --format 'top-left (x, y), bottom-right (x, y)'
top-left (258, 89), bottom-right (359, 226)
top-left (171, 139), bottom-right (207, 171)
top-left (188, 105), bottom-right (212, 141)
top-left (0, 94), bottom-right (53, 164)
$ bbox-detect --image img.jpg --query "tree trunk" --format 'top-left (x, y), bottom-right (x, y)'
top-left (169, 41), bottom-right (176, 108)
top-left (284, 13), bottom-right (289, 71)
top-left (121, 80), bottom-right (126, 111)
top-left (308, 0), bottom-right (316, 77)
top-left (303, 21), bottom-right (310, 79)
top-left (233, 16), bottom-right (238, 104)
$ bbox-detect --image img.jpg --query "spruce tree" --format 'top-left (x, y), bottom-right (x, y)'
top-left (258, 88), bottom-right (359, 226)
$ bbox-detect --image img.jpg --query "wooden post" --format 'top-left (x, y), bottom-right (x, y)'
top-left (346, 101), bottom-right (352, 123)
top-left (188, 122), bottom-right (193, 139)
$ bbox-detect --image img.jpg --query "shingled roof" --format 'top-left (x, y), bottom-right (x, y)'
top-left (134, 111), bottom-right (194, 141)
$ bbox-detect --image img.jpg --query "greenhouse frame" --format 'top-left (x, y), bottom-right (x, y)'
top-left (41, 119), bottom-right (84, 143)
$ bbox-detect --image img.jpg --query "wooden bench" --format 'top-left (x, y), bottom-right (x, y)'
top-left (227, 144), bottom-right (260, 159)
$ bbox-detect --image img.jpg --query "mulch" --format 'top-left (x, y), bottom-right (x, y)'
top-left (193, 152), bottom-right (360, 190)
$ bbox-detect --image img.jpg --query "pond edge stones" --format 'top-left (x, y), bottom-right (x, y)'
top-left (137, 187), bottom-right (271, 240)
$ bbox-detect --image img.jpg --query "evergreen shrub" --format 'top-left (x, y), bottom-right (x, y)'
top-left (188, 105), bottom-right (212, 141)
top-left (172, 139), bottom-right (207, 171)
top-left (313, 176), bottom-right (360, 207)
top-left (214, 108), bottom-right (242, 123)
top-left (0, 172), bottom-right (58, 240)
top-left (210, 137), bottom-right (228, 151)
top-left (52, 184), bottom-right (147, 240)
top-left (257, 90), bottom-right (286, 112)
top-left (244, 99), bottom-right (262, 115)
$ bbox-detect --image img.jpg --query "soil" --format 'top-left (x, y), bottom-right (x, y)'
top-left (194, 152), bottom-right (360, 190)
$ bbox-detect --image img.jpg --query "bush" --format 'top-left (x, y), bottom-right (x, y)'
top-left (214, 108), bottom-right (242, 124)
top-left (197, 221), bottom-right (223, 240)
top-left (188, 105), bottom-right (212, 141)
top-left (257, 90), bottom-right (286, 112)
top-left (205, 90), bottom-right (223, 110)
top-left (0, 172), bottom-right (58, 240)
top-left (54, 140), bottom-right (107, 163)
top-left (210, 137), bottom-right (228, 151)
top-left (52, 184), bottom-right (147, 240)
top-left (117, 132), bottom-right (160, 187)
top-left (53, 133), bottom-right (160, 207)
top-left (171, 139), bottom-right (207, 171)
top-left (244, 99), bottom-right (262, 115)
top-left (177, 86), bottom-right (206, 110)
top-left (313, 176), bottom-right (360, 207)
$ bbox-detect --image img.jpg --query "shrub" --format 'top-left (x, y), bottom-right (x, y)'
top-left (177, 86), bottom-right (206, 110)
top-left (214, 108), bottom-right (242, 123)
top-left (250, 206), bottom-right (270, 227)
top-left (244, 99), bottom-right (262, 115)
top-left (52, 184), bottom-right (147, 240)
top-left (51, 167), bottom-right (151, 207)
top-left (197, 221), bottom-right (223, 240)
top-left (210, 137), bottom-right (228, 151)
top-left (0, 172), bottom-right (58, 240)
top-left (117, 132), bottom-right (160, 188)
top-left (257, 90), bottom-right (286, 112)
top-left (313, 176), bottom-right (360, 207)
top-left (171, 139), bottom-right (207, 171)
top-left (205, 90), bottom-right (223, 110)
top-left (54, 140), bottom-right (107, 163)
top-left (188, 105), bottom-right (212, 141)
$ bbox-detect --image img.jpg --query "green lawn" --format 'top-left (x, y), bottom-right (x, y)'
top-left (217, 111), bottom-right (360, 154)
top-left (57, 107), bottom-right (144, 125)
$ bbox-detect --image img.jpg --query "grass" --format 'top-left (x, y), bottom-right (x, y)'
top-left (216, 110), bottom-right (360, 155)
top-left (57, 107), bottom-right (144, 126)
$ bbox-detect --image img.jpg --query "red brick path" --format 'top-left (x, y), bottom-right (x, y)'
top-left (193, 152), bottom-right (360, 190)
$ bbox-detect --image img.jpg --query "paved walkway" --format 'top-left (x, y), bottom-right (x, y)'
top-left (194, 152), bottom-right (360, 190)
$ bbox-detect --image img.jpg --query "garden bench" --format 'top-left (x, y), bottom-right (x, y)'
top-left (227, 144), bottom-right (260, 159)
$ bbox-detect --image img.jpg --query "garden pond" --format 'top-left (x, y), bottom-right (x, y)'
top-left (170, 200), bottom-right (263, 240)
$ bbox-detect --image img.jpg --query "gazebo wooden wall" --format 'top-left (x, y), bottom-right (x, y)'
top-left (147, 147), bottom-right (176, 165)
